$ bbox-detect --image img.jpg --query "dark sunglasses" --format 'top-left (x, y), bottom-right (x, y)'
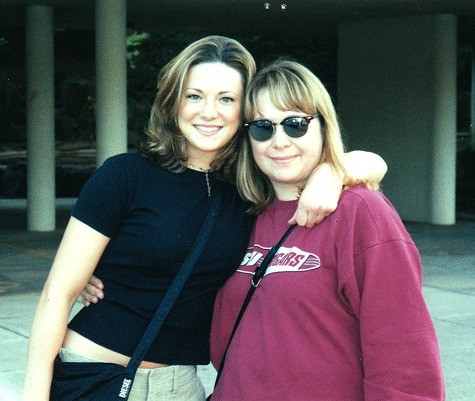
top-left (244, 114), bottom-right (319, 142)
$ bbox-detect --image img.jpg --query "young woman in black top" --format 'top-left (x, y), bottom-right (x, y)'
top-left (24, 36), bottom-right (387, 401)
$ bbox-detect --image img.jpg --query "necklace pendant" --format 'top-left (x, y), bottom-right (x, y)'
top-left (187, 163), bottom-right (211, 198)
top-left (205, 171), bottom-right (211, 198)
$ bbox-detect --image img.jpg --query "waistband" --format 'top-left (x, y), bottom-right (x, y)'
top-left (59, 348), bottom-right (197, 374)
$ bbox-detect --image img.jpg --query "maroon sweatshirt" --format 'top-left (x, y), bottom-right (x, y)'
top-left (211, 186), bottom-right (445, 401)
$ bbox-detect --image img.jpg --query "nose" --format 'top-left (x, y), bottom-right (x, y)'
top-left (271, 124), bottom-right (291, 148)
top-left (200, 100), bottom-right (218, 119)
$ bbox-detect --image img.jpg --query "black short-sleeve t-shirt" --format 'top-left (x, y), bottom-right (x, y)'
top-left (68, 152), bottom-right (254, 365)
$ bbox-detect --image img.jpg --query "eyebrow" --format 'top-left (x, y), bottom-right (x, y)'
top-left (185, 88), bottom-right (239, 95)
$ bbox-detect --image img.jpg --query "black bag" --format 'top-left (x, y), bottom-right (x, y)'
top-left (50, 191), bottom-right (223, 401)
top-left (51, 356), bottom-right (134, 400)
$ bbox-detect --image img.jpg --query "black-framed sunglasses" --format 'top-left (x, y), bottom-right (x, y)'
top-left (244, 114), bottom-right (319, 142)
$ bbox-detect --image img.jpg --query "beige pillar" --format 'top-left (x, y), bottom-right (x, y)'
top-left (25, 5), bottom-right (56, 231)
top-left (471, 47), bottom-right (475, 150)
top-left (95, 0), bottom-right (128, 166)
top-left (339, 14), bottom-right (457, 225)
top-left (430, 20), bottom-right (457, 224)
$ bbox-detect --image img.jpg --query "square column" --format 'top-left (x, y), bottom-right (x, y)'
top-left (26, 5), bottom-right (56, 231)
top-left (339, 14), bottom-right (457, 225)
top-left (95, 0), bottom-right (128, 166)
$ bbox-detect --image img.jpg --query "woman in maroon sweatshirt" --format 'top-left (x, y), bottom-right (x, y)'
top-left (210, 59), bottom-right (445, 401)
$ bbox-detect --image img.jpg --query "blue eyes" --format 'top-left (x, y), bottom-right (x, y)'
top-left (186, 94), bottom-right (234, 103)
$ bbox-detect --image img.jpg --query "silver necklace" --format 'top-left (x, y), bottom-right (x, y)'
top-left (188, 164), bottom-right (212, 198)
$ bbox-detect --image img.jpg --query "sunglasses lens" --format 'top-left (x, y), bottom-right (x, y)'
top-left (248, 120), bottom-right (274, 141)
top-left (247, 116), bottom-right (316, 141)
top-left (282, 117), bottom-right (310, 138)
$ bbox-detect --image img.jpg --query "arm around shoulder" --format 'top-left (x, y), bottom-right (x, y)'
top-left (342, 150), bottom-right (387, 189)
top-left (292, 151), bottom-right (387, 227)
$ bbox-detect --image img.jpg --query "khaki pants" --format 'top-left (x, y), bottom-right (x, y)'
top-left (59, 348), bottom-right (206, 401)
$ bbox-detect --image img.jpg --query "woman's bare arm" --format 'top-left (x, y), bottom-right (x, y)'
top-left (23, 217), bottom-right (110, 401)
top-left (290, 151), bottom-right (387, 227)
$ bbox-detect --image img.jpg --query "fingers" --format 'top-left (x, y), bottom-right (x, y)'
top-left (80, 287), bottom-right (100, 307)
top-left (304, 211), bottom-right (322, 227)
top-left (89, 275), bottom-right (104, 290)
top-left (287, 214), bottom-right (297, 226)
top-left (292, 192), bottom-right (338, 227)
top-left (79, 277), bottom-right (105, 307)
top-left (288, 206), bottom-right (336, 227)
top-left (88, 281), bottom-right (104, 297)
top-left (80, 290), bottom-right (92, 307)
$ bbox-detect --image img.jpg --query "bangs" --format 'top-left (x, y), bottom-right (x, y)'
top-left (246, 67), bottom-right (317, 120)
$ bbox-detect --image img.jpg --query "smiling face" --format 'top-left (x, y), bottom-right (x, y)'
top-left (178, 62), bottom-right (244, 168)
top-left (250, 88), bottom-right (324, 200)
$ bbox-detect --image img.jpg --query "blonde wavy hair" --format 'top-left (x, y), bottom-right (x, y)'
top-left (237, 59), bottom-right (347, 214)
top-left (141, 35), bottom-right (256, 179)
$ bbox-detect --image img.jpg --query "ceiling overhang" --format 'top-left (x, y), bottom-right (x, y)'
top-left (0, 0), bottom-right (474, 41)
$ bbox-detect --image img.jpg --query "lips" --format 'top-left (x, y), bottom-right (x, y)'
top-left (272, 155), bottom-right (297, 164)
top-left (194, 124), bottom-right (223, 135)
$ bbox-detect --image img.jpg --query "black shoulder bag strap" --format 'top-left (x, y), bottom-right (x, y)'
top-left (121, 189), bottom-right (223, 388)
top-left (213, 224), bottom-right (297, 387)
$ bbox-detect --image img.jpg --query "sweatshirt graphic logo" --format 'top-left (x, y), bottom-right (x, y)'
top-left (238, 245), bottom-right (320, 276)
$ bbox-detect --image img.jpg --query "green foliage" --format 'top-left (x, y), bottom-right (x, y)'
top-left (126, 32), bottom-right (150, 68)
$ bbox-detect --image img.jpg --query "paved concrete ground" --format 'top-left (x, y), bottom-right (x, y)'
top-left (1, 198), bottom-right (474, 400)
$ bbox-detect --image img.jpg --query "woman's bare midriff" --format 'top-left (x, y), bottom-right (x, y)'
top-left (63, 329), bottom-right (169, 369)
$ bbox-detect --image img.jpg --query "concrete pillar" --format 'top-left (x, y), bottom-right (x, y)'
top-left (25, 5), bottom-right (55, 231)
top-left (339, 14), bottom-right (457, 225)
top-left (95, 0), bottom-right (128, 166)
top-left (471, 47), bottom-right (475, 150)
top-left (430, 21), bottom-right (457, 224)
